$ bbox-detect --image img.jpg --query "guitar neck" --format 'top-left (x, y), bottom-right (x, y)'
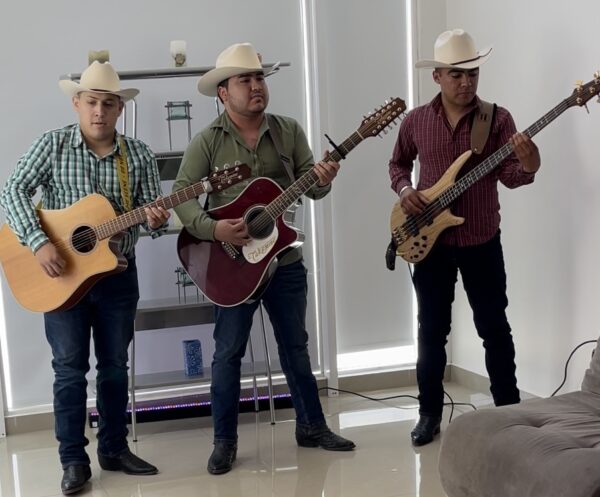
top-left (95, 181), bottom-right (209, 239)
top-left (265, 131), bottom-right (364, 218)
top-left (440, 98), bottom-right (570, 206)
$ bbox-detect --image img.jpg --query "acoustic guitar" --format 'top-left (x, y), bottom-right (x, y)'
top-left (0, 164), bottom-right (250, 312)
top-left (390, 74), bottom-right (600, 263)
top-left (178, 98), bottom-right (406, 307)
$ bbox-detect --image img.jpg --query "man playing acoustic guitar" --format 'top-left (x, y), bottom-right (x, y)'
top-left (173, 42), bottom-right (355, 475)
top-left (388, 29), bottom-right (541, 446)
top-left (0, 61), bottom-right (169, 494)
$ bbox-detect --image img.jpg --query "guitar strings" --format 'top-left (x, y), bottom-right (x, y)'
top-left (397, 98), bottom-right (573, 243)
top-left (248, 110), bottom-right (405, 234)
top-left (45, 173), bottom-right (230, 251)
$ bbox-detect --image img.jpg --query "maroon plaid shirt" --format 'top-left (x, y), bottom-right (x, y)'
top-left (389, 93), bottom-right (536, 247)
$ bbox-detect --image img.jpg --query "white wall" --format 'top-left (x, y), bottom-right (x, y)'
top-left (435, 0), bottom-right (600, 396)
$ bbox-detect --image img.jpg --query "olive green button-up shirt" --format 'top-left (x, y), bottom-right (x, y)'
top-left (173, 112), bottom-right (331, 265)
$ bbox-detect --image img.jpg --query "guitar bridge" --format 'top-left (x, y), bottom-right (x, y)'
top-left (222, 242), bottom-right (242, 261)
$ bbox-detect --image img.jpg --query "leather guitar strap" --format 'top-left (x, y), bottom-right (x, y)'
top-left (471, 100), bottom-right (496, 155)
top-left (116, 136), bottom-right (133, 211)
top-left (266, 114), bottom-right (296, 185)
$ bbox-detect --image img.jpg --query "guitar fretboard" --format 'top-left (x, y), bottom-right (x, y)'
top-left (438, 99), bottom-right (570, 207)
top-left (264, 131), bottom-right (364, 220)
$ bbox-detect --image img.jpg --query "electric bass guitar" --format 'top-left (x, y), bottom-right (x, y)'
top-left (178, 98), bottom-right (406, 307)
top-left (390, 73), bottom-right (600, 263)
top-left (0, 164), bottom-right (251, 312)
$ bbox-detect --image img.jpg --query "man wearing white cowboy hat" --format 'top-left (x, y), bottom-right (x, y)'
top-left (1, 60), bottom-right (169, 494)
top-left (389, 29), bottom-right (541, 446)
top-left (173, 42), bottom-right (355, 475)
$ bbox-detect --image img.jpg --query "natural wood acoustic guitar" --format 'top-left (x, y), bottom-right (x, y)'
top-left (0, 165), bottom-right (250, 312)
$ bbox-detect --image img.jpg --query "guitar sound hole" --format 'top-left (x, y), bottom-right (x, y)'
top-left (71, 226), bottom-right (97, 254)
top-left (245, 206), bottom-right (274, 240)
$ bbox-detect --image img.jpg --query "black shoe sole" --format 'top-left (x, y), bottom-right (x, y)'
top-left (207, 464), bottom-right (233, 475)
top-left (98, 456), bottom-right (158, 475)
top-left (297, 438), bottom-right (356, 451)
top-left (62, 482), bottom-right (88, 496)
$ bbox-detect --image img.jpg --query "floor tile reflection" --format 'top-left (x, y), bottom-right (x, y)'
top-left (0, 383), bottom-right (489, 497)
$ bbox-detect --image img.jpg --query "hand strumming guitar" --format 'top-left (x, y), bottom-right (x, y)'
top-left (214, 218), bottom-right (251, 246)
top-left (399, 187), bottom-right (429, 215)
top-left (35, 242), bottom-right (66, 278)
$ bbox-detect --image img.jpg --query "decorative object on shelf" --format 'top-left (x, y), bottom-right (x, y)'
top-left (165, 100), bottom-right (192, 150)
top-left (170, 40), bottom-right (187, 67)
top-left (182, 339), bottom-right (203, 376)
top-left (88, 49), bottom-right (109, 65)
top-left (175, 266), bottom-right (201, 303)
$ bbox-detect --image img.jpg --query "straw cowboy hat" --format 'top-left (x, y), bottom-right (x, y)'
top-left (415, 29), bottom-right (492, 69)
top-left (197, 42), bottom-right (278, 97)
top-left (59, 61), bottom-right (139, 101)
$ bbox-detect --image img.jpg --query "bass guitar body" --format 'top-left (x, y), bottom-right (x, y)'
top-left (390, 151), bottom-right (471, 263)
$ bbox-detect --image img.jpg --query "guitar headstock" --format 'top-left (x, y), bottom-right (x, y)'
top-left (211, 163), bottom-right (251, 190)
top-left (567, 72), bottom-right (600, 109)
top-left (359, 97), bottom-right (407, 137)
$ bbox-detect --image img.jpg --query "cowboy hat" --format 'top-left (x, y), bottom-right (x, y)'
top-left (415, 29), bottom-right (492, 69)
top-left (197, 42), bottom-right (278, 97)
top-left (59, 61), bottom-right (139, 101)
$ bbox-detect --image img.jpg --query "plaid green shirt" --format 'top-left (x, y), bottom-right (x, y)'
top-left (0, 124), bottom-right (165, 256)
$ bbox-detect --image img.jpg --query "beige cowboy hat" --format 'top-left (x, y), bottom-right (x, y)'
top-left (59, 61), bottom-right (139, 101)
top-left (415, 29), bottom-right (492, 69)
top-left (197, 42), bottom-right (279, 97)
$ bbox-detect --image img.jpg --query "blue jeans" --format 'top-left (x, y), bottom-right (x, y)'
top-left (412, 232), bottom-right (520, 416)
top-left (211, 260), bottom-right (325, 442)
top-left (44, 258), bottom-right (139, 468)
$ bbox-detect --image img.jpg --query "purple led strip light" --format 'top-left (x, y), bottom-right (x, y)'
top-left (88, 393), bottom-right (291, 416)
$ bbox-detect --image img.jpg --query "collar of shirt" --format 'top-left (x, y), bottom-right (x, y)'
top-left (68, 124), bottom-right (121, 157)
top-left (210, 112), bottom-right (270, 150)
top-left (429, 93), bottom-right (481, 126)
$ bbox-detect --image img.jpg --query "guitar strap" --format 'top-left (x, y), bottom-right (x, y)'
top-left (266, 114), bottom-right (296, 185)
top-left (471, 100), bottom-right (496, 155)
top-left (115, 136), bottom-right (133, 212)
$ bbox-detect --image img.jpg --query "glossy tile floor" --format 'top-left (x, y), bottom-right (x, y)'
top-left (0, 383), bottom-right (491, 497)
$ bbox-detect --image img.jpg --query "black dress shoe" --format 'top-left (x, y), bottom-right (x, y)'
top-left (296, 423), bottom-right (356, 451)
top-left (61, 465), bottom-right (91, 495)
top-left (410, 415), bottom-right (442, 446)
top-left (98, 449), bottom-right (158, 475)
top-left (207, 441), bottom-right (237, 475)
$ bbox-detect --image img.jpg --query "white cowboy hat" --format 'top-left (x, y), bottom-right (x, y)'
top-left (415, 29), bottom-right (492, 69)
top-left (59, 61), bottom-right (139, 101)
top-left (197, 42), bottom-right (278, 97)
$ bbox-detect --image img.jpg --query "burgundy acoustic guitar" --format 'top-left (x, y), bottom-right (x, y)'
top-left (178, 98), bottom-right (406, 307)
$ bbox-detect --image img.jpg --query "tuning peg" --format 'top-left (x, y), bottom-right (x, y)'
top-left (595, 71), bottom-right (600, 79)
top-left (575, 80), bottom-right (584, 90)
top-left (584, 103), bottom-right (590, 114)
